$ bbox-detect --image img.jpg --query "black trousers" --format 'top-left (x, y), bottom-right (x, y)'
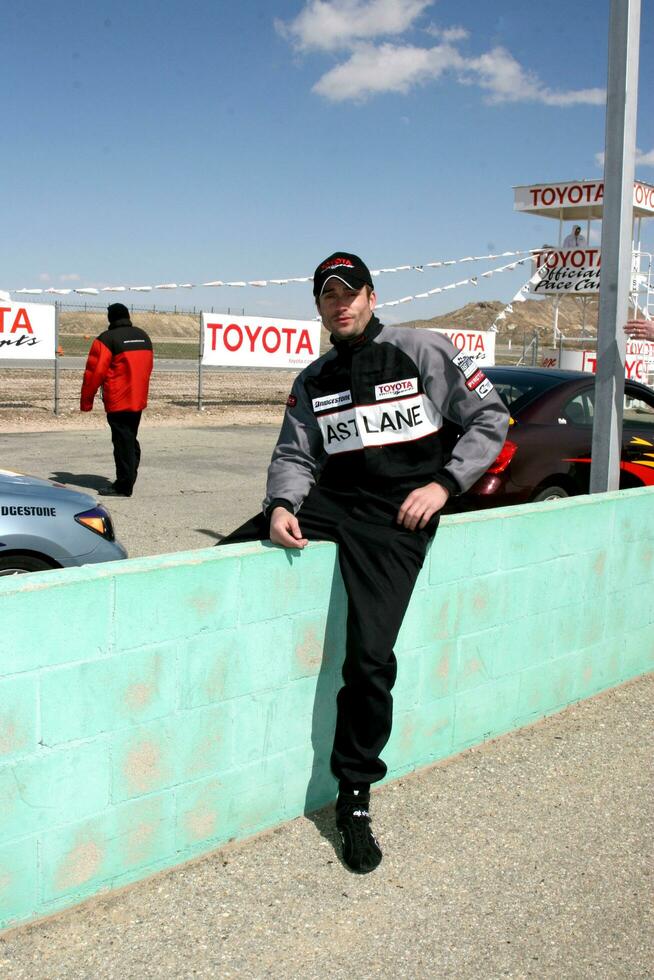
top-left (106, 411), bottom-right (142, 493)
top-left (220, 485), bottom-right (438, 785)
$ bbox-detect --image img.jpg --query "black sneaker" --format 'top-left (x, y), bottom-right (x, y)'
top-left (336, 790), bottom-right (382, 874)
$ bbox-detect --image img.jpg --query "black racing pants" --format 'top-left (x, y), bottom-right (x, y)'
top-left (106, 410), bottom-right (142, 493)
top-left (220, 485), bottom-right (438, 785)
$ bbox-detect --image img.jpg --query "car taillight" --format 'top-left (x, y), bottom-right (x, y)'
top-left (74, 506), bottom-right (115, 541)
top-left (487, 439), bottom-right (518, 474)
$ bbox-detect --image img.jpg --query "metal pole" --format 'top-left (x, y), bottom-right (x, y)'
top-left (590, 0), bottom-right (641, 493)
top-left (197, 313), bottom-right (204, 411)
top-left (54, 303), bottom-right (60, 415)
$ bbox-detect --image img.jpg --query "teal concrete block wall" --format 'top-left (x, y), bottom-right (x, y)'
top-left (1, 490), bottom-right (653, 930)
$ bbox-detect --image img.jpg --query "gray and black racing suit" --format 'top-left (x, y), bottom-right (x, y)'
top-left (224, 315), bottom-right (509, 785)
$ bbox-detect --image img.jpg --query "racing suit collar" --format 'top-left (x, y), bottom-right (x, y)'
top-left (330, 314), bottom-right (383, 353)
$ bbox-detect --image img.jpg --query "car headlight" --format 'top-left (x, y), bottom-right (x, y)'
top-left (74, 506), bottom-right (116, 541)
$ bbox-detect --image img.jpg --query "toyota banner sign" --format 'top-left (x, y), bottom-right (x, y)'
top-left (0, 301), bottom-right (56, 360)
top-left (201, 313), bottom-right (322, 369)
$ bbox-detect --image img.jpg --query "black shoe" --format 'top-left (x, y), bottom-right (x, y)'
top-left (336, 790), bottom-right (382, 874)
top-left (98, 484), bottom-right (132, 497)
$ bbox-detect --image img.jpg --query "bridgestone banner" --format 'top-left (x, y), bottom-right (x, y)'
top-left (0, 301), bottom-right (56, 360)
top-left (201, 313), bottom-right (321, 368)
top-left (531, 249), bottom-right (601, 294)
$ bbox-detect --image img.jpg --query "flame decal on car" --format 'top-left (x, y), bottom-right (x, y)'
top-left (564, 437), bottom-right (654, 487)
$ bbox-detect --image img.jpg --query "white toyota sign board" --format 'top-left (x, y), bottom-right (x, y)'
top-left (201, 313), bottom-right (321, 369)
top-left (428, 328), bottom-right (496, 366)
top-left (531, 248), bottom-right (601, 294)
top-left (513, 179), bottom-right (654, 219)
top-left (0, 301), bottom-right (56, 360)
top-left (541, 342), bottom-right (654, 383)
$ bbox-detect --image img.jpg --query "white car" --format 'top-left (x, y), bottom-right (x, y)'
top-left (0, 469), bottom-right (127, 575)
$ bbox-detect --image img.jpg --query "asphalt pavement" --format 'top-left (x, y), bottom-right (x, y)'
top-left (1, 675), bottom-right (651, 978)
top-left (1, 425), bottom-right (279, 557)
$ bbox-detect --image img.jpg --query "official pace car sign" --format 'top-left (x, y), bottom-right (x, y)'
top-left (0, 301), bottom-right (56, 360)
top-left (531, 248), bottom-right (601, 294)
top-left (201, 313), bottom-right (321, 369)
top-left (428, 327), bottom-right (496, 366)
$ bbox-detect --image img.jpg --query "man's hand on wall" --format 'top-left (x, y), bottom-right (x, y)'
top-left (269, 506), bottom-right (309, 549)
top-left (625, 319), bottom-right (654, 342)
top-left (397, 482), bottom-right (449, 531)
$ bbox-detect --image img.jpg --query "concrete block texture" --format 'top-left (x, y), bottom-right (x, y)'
top-left (0, 487), bottom-right (653, 930)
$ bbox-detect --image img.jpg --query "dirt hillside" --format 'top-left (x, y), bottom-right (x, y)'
top-left (60, 310), bottom-right (200, 340)
top-left (401, 295), bottom-right (598, 339)
top-left (59, 295), bottom-right (598, 344)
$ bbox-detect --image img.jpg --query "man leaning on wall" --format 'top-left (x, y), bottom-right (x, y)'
top-left (220, 251), bottom-right (509, 874)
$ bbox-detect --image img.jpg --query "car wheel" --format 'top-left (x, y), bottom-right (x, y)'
top-left (531, 485), bottom-right (570, 502)
top-left (0, 555), bottom-right (56, 576)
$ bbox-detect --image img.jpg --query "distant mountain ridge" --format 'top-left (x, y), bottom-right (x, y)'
top-left (399, 295), bottom-right (598, 339)
top-left (59, 295), bottom-right (598, 343)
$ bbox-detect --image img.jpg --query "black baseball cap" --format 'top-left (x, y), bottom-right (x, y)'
top-left (313, 252), bottom-right (374, 298)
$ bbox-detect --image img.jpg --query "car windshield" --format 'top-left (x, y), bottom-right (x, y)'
top-left (485, 369), bottom-right (566, 416)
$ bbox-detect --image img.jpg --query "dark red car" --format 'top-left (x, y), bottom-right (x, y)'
top-left (447, 366), bottom-right (654, 512)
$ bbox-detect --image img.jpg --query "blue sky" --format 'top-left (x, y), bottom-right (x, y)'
top-left (3, 0), bottom-right (653, 323)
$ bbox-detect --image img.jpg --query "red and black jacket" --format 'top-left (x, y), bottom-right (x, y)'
top-left (80, 318), bottom-right (153, 413)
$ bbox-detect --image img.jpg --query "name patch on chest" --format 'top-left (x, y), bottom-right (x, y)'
top-left (317, 394), bottom-right (440, 454)
top-left (374, 377), bottom-right (418, 401)
top-left (312, 389), bottom-right (352, 413)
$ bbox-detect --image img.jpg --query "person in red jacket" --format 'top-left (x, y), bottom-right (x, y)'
top-left (80, 303), bottom-right (154, 497)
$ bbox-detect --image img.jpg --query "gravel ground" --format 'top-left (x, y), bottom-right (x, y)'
top-left (0, 363), bottom-right (289, 433)
top-left (1, 676), bottom-right (652, 979)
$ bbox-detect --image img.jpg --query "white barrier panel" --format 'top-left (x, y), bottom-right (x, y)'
top-left (541, 344), bottom-right (654, 383)
top-left (428, 328), bottom-right (496, 366)
top-left (0, 301), bottom-right (55, 360)
top-left (201, 313), bottom-right (321, 369)
top-left (531, 249), bottom-right (601, 294)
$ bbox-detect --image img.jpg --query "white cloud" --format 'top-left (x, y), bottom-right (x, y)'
top-left (313, 41), bottom-right (462, 100)
top-left (463, 47), bottom-right (605, 106)
top-left (60, 273), bottom-right (81, 282)
top-left (38, 272), bottom-right (51, 282)
top-left (279, 3), bottom-right (606, 108)
top-left (596, 147), bottom-right (654, 168)
top-left (312, 40), bottom-right (604, 106)
top-left (277, 0), bottom-right (433, 52)
top-left (425, 23), bottom-right (469, 42)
